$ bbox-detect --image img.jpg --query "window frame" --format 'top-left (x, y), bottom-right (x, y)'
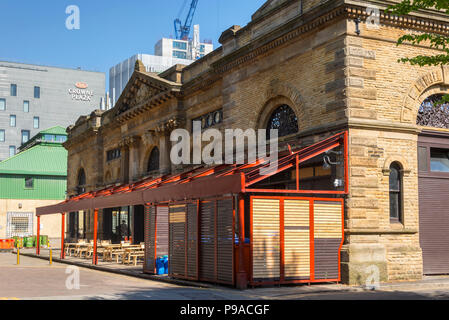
top-left (389, 162), bottom-right (403, 224)
top-left (10, 84), bottom-right (17, 96)
top-left (23, 100), bottom-right (29, 113)
top-left (266, 104), bottom-right (299, 139)
top-left (147, 147), bottom-right (160, 172)
top-left (34, 86), bottom-right (40, 99)
top-left (21, 130), bottom-right (30, 144)
top-left (0, 98), bottom-right (6, 111)
top-left (10, 115), bottom-right (16, 127)
top-left (0, 129), bottom-right (5, 142)
top-left (33, 116), bottom-right (39, 129)
top-left (24, 177), bottom-right (34, 189)
top-left (9, 146), bottom-right (16, 158)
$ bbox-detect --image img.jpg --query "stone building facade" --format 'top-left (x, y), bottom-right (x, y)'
top-left (63, 0), bottom-right (449, 284)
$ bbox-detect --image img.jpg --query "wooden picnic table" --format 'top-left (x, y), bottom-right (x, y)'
top-left (122, 247), bottom-right (145, 266)
top-left (106, 244), bottom-right (143, 263)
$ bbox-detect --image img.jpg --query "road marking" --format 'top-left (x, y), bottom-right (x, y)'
top-left (0, 297), bottom-right (20, 300)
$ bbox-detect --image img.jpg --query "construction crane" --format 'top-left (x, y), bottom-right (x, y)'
top-left (174, 0), bottom-right (199, 40)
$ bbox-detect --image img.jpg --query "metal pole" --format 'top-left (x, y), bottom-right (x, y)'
top-left (17, 246), bottom-right (20, 265)
top-left (61, 213), bottom-right (65, 259)
top-left (36, 216), bottom-right (40, 255)
top-left (93, 209), bottom-right (98, 265)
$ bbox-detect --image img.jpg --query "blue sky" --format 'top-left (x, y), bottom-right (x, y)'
top-left (0, 0), bottom-right (266, 87)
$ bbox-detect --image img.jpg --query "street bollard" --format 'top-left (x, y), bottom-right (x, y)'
top-left (48, 240), bottom-right (52, 265)
top-left (16, 246), bottom-right (20, 265)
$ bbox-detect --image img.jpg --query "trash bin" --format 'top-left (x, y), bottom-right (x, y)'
top-left (156, 257), bottom-right (166, 275)
top-left (163, 255), bottom-right (168, 274)
top-left (24, 236), bottom-right (34, 248)
top-left (40, 235), bottom-right (48, 247)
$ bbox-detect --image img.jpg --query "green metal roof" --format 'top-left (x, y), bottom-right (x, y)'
top-left (39, 126), bottom-right (67, 136)
top-left (0, 143), bottom-right (67, 176)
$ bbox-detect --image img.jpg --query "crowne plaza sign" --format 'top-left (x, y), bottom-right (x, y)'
top-left (68, 82), bottom-right (94, 101)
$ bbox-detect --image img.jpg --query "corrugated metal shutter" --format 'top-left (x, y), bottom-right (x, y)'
top-left (156, 206), bottom-right (169, 257)
top-left (252, 198), bottom-right (280, 281)
top-left (313, 201), bottom-right (342, 280)
top-left (217, 198), bottom-right (234, 284)
top-left (169, 205), bottom-right (186, 277)
top-left (187, 203), bottom-right (198, 279)
top-left (199, 200), bottom-right (216, 282)
top-left (284, 200), bottom-right (310, 279)
top-left (419, 177), bottom-right (449, 274)
top-left (143, 205), bottom-right (155, 274)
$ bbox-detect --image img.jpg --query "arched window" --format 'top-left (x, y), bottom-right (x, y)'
top-left (147, 147), bottom-right (160, 172)
top-left (266, 104), bottom-right (299, 139)
top-left (417, 94), bottom-right (449, 128)
top-left (389, 162), bottom-right (403, 223)
top-left (77, 169), bottom-right (86, 195)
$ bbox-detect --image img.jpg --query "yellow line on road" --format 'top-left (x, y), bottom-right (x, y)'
top-left (0, 297), bottom-right (20, 300)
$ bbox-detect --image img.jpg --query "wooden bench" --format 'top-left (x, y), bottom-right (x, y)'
top-left (122, 247), bottom-right (145, 266)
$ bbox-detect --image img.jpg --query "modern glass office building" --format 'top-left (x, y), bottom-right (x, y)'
top-left (0, 61), bottom-right (105, 161)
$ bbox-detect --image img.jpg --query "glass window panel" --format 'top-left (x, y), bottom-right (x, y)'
top-left (10, 84), bottom-right (17, 96)
top-left (34, 86), bottom-right (40, 99)
top-left (10, 115), bottom-right (16, 127)
top-left (9, 146), bottom-right (16, 157)
top-left (0, 98), bottom-right (5, 111)
top-left (389, 167), bottom-right (400, 191)
top-left (430, 148), bottom-right (449, 172)
top-left (21, 130), bottom-right (30, 144)
top-left (33, 117), bottom-right (39, 129)
top-left (25, 177), bottom-right (33, 189)
top-left (0, 130), bottom-right (5, 142)
top-left (390, 193), bottom-right (399, 220)
top-left (23, 101), bottom-right (29, 113)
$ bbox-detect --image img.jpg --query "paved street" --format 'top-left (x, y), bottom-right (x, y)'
top-left (1, 252), bottom-right (449, 300)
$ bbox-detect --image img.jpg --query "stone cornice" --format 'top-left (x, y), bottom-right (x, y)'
top-left (184, 2), bottom-right (449, 94)
top-left (348, 118), bottom-right (422, 134)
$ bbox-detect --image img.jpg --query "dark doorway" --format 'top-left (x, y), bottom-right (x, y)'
top-left (133, 205), bottom-right (145, 244)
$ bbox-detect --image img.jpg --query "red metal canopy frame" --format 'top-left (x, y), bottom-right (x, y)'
top-left (35, 131), bottom-right (348, 275)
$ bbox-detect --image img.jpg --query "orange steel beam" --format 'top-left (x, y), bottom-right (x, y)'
top-left (236, 194), bottom-right (247, 289)
top-left (61, 213), bottom-right (65, 259)
top-left (93, 209), bottom-right (98, 265)
top-left (36, 216), bottom-right (40, 255)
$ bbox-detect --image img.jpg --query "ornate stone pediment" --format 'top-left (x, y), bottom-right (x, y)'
top-left (113, 64), bottom-right (181, 119)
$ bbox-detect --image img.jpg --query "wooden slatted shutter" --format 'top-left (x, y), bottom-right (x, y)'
top-left (143, 205), bottom-right (155, 274)
top-left (284, 199), bottom-right (310, 279)
top-left (156, 206), bottom-right (169, 257)
top-left (313, 201), bottom-right (343, 280)
top-left (252, 198), bottom-right (280, 281)
top-left (187, 203), bottom-right (198, 279)
top-left (169, 205), bottom-right (186, 277)
top-left (217, 198), bottom-right (234, 284)
top-left (199, 200), bottom-right (216, 282)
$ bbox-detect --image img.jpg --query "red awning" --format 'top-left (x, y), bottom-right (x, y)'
top-left (36, 131), bottom-right (347, 216)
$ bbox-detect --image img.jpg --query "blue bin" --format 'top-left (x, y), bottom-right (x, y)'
top-left (163, 255), bottom-right (168, 274)
top-left (156, 257), bottom-right (165, 275)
